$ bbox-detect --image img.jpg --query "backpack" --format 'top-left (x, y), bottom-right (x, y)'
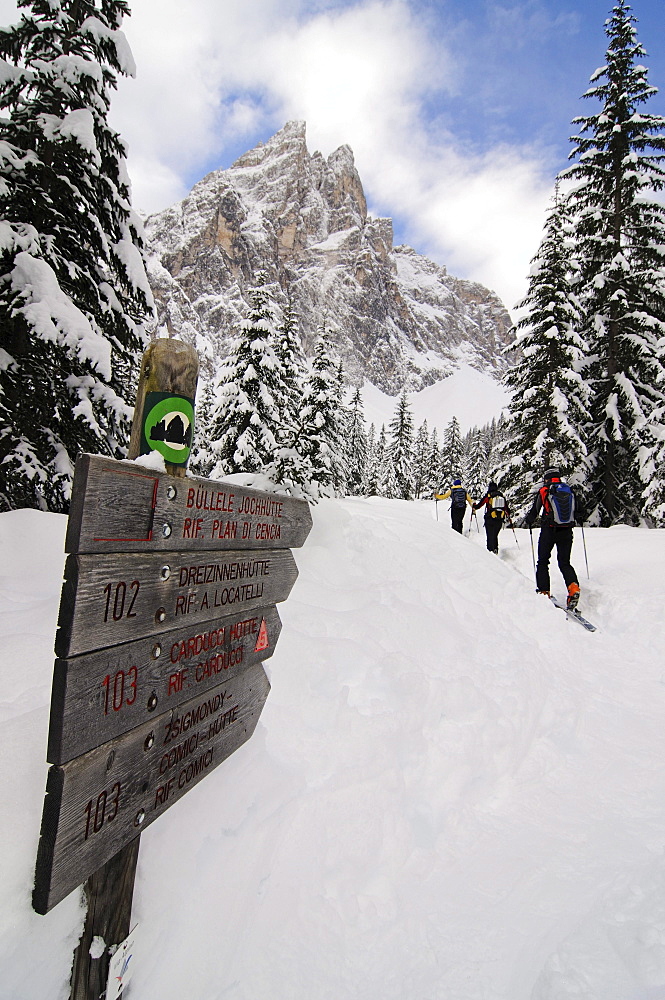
top-left (489, 494), bottom-right (506, 518)
top-left (450, 486), bottom-right (467, 508)
top-left (545, 482), bottom-right (575, 526)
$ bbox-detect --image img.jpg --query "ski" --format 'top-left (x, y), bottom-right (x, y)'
top-left (550, 596), bottom-right (597, 632)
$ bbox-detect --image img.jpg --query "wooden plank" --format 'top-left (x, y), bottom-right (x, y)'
top-left (55, 548), bottom-right (298, 658)
top-left (65, 454), bottom-right (313, 554)
top-left (33, 662), bottom-right (270, 915)
top-left (48, 605), bottom-right (282, 764)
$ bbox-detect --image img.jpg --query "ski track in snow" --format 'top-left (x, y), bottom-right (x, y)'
top-left (0, 503), bottom-right (664, 1000)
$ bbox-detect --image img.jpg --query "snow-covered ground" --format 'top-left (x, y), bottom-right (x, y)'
top-left (1, 500), bottom-right (665, 1000)
top-left (361, 365), bottom-right (509, 435)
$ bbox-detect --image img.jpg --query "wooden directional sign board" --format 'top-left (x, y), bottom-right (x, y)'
top-left (48, 605), bottom-right (282, 764)
top-left (34, 662), bottom-right (270, 914)
top-left (34, 451), bottom-right (312, 915)
top-left (55, 547), bottom-right (298, 657)
top-left (65, 454), bottom-right (312, 553)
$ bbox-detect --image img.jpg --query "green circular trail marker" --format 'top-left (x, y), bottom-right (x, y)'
top-left (140, 393), bottom-right (195, 467)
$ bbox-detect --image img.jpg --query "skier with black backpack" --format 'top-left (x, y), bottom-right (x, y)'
top-left (473, 481), bottom-right (512, 554)
top-left (435, 478), bottom-right (474, 534)
top-left (524, 467), bottom-right (586, 609)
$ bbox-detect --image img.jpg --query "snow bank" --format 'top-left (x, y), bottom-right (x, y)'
top-left (1, 503), bottom-right (665, 999)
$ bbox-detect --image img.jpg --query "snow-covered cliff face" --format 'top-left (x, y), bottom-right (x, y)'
top-left (144, 121), bottom-right (512, 393)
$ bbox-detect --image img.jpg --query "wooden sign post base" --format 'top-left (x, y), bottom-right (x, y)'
top-left (70, 839), bottom-right (140, 1000)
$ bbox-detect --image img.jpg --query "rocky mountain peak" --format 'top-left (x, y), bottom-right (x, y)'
top-left (144, 122), bottom-right (512, 393)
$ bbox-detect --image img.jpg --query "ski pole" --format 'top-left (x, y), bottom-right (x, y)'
top-left (580, 524), bottom-right (590, 579)
top-left (508, 518), bottom-right (520, 549)
top-left (435, 498), bottom-right (439, 521)
top-left (473, 511), bottom-right (480, 533)
top-left (529, 526), bottom-right (536, 573)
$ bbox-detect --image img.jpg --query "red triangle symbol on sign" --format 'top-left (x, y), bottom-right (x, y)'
top-left (254, 618), bottom-right (269, 652)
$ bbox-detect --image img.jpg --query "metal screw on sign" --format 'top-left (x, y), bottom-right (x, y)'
top-left (134, 810), bottom-right (145, 828)
top-left (144, 733), bottom-right (154, 751)
top-left (151, 644), bottom-right (162, 659)
top-left (160, 565), bottom-right (171, 581)
top-left (155, 608), bottom-right (166, 623)
top-left (166, 485), bottom-right (177, 500)
top-left (161, 523), bottom-right (172, 538)
top-left (147, 692), bottom-right (158, 712)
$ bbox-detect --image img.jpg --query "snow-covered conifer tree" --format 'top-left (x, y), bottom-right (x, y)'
top-left (364, 424), bottom-right (387, 496)
top-left (343, 387), bottom-right (367, 496)
top-left (426, 427), bottom-right (443, 495)
top-left (441, 416), bottom-right (464, 486)
top-left (385, 392), bottom-right (414, 500)
top-left (294, 330), bottom-right (344, 497)
top-left (265, 297), bottom-right (311, 495)
top-left (499, 199), bottom-right (590, 514)
top-left (0, 0), bottom-right (152, 511)
top-left (189, 375), bottom-right (215, 476)
top-left (332, 357), bottom-right (350, 494)
top-left (412, 420), bottom-right (431, 499)
top-left (562, 0), bottom-right (665, 523)
top-left (274, 296), bottom-right (306, 436)
top-left (208, 277), bottom-right (284, 477)
top-left (464, 427), bottom-right (490, 498)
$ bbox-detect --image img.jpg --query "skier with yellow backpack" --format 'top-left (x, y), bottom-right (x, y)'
top-left (472, 481), bottom-right (512, 554)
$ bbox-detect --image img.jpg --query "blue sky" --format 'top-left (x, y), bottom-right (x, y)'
top-left (1, 0), bottom-right (663, 310)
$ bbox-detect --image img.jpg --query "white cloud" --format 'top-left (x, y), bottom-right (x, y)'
top-left (0, 0), bottom-right (554, 308)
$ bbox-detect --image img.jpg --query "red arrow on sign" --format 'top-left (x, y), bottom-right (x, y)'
top-left (254, 618), bottom-right (269, 652)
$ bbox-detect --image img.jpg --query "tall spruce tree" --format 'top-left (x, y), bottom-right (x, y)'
top-left (562, 0), bottom-right (665, 524)
top-left (274, 295), bottom-right (307, 439)
top-left (0, 0), bottom-right (152, 511)
top-left (343, 387), bottom-right (367, 496)
top-left (189, 374), bottom-right (215, 477)
top-left (499, 199), bottom-right (590, 514)
top-left (426, 426), bottom-right (443, 495)
top-left (386, 391), bottom-right (414, 500)
top-left (208, 278), bottom-right (284, 477)
top-left (295, 330), bottom-right (344, 497)
top-left (411, 420), bottom-right (431, 499)
top-left (464, 427), bottom-right (489, 498)
top-left (364, 423), bottom-right (387, 496)
top-left (441, 416), bottom-right (464, 486)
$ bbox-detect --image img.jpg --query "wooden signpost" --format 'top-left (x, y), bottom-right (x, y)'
top-left (56, 546), bottom-right (298, 656)
top-left (34, 662), bottom-right (270, 914)
top-left (32, 339), bottom-right (312, 1000)
top-left (48, 604), bottom-right (282, 763)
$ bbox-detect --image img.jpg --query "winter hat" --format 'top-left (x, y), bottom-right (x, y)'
top-left (543, 467), bottom-right (560, 481)
top-left (453, 478), bottom-right (461, 486)
top-left (488, 481), bottom-right (498, 491)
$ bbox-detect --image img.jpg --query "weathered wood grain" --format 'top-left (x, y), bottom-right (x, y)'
top-left (65, 454), bottom-right (312, 554)
top-left (48, 605), bottom-right (282, 764)
top-left (33, 662), bottom-right (270, 914)
top-left (55, 548), bottom-right (298, 658)
top-left (69, 839), bottom-right (139, 1000)
top-left (127, 339), bottom-right (199, 477)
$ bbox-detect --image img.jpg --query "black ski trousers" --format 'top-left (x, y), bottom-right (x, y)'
top-left (535, 524), bottom-right (579, 592)
top-left (451, 506), bottom-right (465, 533)
top-left (484, 514), bottom-right (502, 553)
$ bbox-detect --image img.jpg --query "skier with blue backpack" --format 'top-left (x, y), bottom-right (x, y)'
top-left (524, 467), bottom-right (586, 609)
top-left (435, 479), bottom-right (474, 534)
